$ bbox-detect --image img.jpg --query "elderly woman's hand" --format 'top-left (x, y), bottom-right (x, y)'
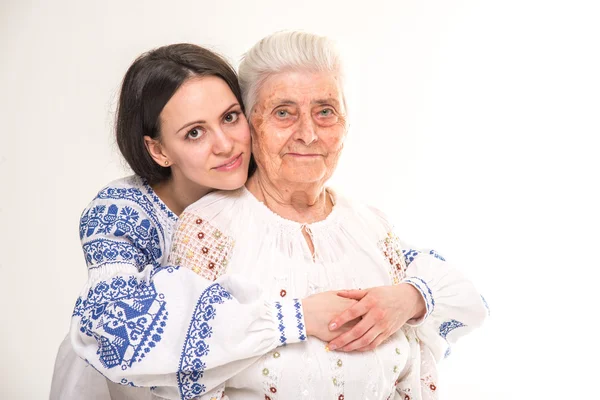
top-left (302, 291), bottom-right (360, 343)
top-left (326, 284), bottom-right (426, 352)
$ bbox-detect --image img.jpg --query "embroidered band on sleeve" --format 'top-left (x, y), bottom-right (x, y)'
top-left (177, 283), bottom-right (233, 399)
top-left (402, 276), bottom-right (435, 320)
top-left (275, 302), bottom-right (287, 345)
top-left (439, 319), bottom-right (466, 358)
top-left (293, 299), bottom-right (307, 341)
top-left (270, 300), bottom-right (307, 347)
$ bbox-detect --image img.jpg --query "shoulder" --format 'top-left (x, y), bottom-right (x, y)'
top-left (330, 188), bottom-right (395, 237)
top-left (179, 188), bottom-right (247, 233)
top-left (80, 176), bottom-right (176, 231)
top-left (79, 176), bottom-right (170, 270)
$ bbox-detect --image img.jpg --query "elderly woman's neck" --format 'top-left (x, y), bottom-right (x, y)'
top-left (246, 174), bottom-right (333, 224)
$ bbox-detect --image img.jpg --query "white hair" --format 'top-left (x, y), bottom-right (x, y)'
top-left (238, 31), bottom-right (344, 117)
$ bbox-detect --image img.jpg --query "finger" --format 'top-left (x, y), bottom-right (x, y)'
top-left (328, 299), bottom-right (370, 331)
top-left (356, 329), bottom-right (389, 352)
top-left (328, 311), bottom-right (378, 350)
top-left (340, 324), bottom-right (383, 352)
top-left (336, 289), bottom-right (368, 300)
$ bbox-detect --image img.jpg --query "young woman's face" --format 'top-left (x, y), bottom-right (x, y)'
top-left (148, 76), bottom-right (251, 191)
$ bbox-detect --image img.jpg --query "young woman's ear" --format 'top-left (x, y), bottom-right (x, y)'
top-left (144, 136), bottom-right (171, 166)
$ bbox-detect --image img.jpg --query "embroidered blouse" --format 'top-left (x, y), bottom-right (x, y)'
top-left (166, 187), bottom-right (489, 400)
top-left (50, 176), bottom-right (488, 400)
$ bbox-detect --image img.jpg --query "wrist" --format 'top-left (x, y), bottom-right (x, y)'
top-left (407, 284), bottom-right (427, 320)
top-left (301, 298), bottom-right (314, 336)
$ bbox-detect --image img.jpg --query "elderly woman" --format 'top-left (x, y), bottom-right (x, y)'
top-left (166, 31), bottom-right (488, 400)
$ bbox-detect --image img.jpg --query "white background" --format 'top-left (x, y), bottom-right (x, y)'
top-left (1, 0), bottom-right (599, 398)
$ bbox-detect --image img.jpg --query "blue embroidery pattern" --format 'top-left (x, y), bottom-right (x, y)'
top-left (404, 277), bottom-right (435, 318)
top-left (73, 275), bottom-right (168, 370)
top-left (293, 299), bottom-right (306, 341)
top-left (439, 319), bottom-right (465, 339)
top-left (177, 283), bottom-right (233, 400)
top-left (80, 203), bottom-right (162, 271)
top-left (429, 249), bottom-right (446, 261)
top-left (439, 319), bottom-right (466, 358)
top-left (142, 181), bottom-right (177, 222)
top-left (275, 302), bottom-right (286, 345)
top-left (402, 249), bottom-right (421, 266)
top-left (481, 295), bottom-right (490, 315)
top-left (150, 265), bottom-right (180, 279)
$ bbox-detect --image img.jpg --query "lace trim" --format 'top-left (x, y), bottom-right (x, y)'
top-left (168, 213), bottom-right (235, 281)
top-left (378, 232), bottom-right (408, 284)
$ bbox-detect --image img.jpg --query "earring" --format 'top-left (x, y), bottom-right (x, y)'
top-left (164, 160), bottom-right (169, 166)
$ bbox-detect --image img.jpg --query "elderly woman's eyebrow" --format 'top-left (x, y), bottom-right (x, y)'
top-left (313, 98), bottom-right (340, 106)
top-left (269, 98), bottom-right (340, 107)
top-left (175, 102), bottom-right (240, 134)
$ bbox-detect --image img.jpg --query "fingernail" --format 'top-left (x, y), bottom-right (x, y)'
top-left (329, 323), bottom-right (337, 330)
top-left (329, 344), bottom-right (337, 351)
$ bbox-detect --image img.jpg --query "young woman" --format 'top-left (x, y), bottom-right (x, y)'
top-left (50, 43), bottom-right (360, 400)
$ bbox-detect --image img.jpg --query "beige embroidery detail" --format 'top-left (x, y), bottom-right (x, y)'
top-left (168, 212), bottom-right (234, 281)
top-left (378, 232), bottom-right (407, 285)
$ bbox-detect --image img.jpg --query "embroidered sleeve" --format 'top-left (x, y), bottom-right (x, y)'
top-left (70, 197), bottom-right (306, 400)
top-left (399, 249), bottom-right (489, 361)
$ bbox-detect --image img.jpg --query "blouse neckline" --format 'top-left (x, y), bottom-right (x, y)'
top-left (240, 185), bottom-right (340, 231)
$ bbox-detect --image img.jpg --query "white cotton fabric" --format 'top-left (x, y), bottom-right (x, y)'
top-left (49, 177), bottom-right (487, 400)
top-left (167, 187), bottom-right (488, 400)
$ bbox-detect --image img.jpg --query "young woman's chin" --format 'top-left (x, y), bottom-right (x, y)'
top-left (207, 169), bottom-right (249, 191)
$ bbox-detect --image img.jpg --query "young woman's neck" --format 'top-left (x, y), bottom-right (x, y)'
top-left (246, 171), bottom-right (332, 224)
top-left (151, 175), bottom-right (212, 216)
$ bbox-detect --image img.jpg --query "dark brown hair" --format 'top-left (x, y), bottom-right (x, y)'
top-left (116, 43), bottom-right (255, 184)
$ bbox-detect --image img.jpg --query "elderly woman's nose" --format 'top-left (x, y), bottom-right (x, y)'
top-left (212, 128), bottom-right (234, 154)
top-left (294, 113), bottom-right (318, 145)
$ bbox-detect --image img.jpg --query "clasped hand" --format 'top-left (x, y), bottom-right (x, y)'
top-left (303, 284), bottom-right (425, 352)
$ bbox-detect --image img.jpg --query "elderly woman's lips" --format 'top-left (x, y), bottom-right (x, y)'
top-left (214, 153), bottom-right (243, 171)
top-left (286, 153), bottom-right (322, 157)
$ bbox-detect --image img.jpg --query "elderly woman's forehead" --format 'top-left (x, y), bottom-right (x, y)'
top-left (258, 71), bottom-right (344, 104)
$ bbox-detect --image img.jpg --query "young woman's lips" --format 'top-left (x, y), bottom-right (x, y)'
top-left (214, 153), bottom-right (243, 172)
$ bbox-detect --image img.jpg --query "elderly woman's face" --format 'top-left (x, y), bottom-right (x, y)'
top-left (250, 71), bottom-right (347, 187)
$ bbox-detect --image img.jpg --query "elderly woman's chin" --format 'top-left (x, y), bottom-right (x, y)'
top-left (279, 160), bottom-right (332, 184)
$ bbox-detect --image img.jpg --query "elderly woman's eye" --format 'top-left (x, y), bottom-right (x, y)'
top-left (224, 112), bottom-right (239, 124)
top-left (276, 110), bottom-right (289, 118)
top-left (319, 109), bottom-right (333, 117)
top-left (186, 127), bottom-right (204, 140)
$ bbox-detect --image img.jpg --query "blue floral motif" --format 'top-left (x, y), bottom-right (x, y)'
top-left (94, 184), bottom-right (176, 240)
top-left (80, 201), bottom-right (163, 271)
top-left (275, 302), bottom-right (286, 345)
top-left (293, 299), bottom-right (306, 341)
top-left (72, 275), bottom-right (168, 370)
top-left (439, 319), bottom-right (466, 358)
top-left (177, 283), bottom-right (232, 400)
top-left (402, 249), bottom-right (421, 266)
top-left (439, 319), bottom-right (465, 339)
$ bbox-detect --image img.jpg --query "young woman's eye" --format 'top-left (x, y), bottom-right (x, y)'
top-left (186, 127), bottom-right (204, 140)
top-left (224, 111), bottom-right (239, 124)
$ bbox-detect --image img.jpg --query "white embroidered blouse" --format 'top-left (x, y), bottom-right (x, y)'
top-left (166, 187), bottom-right (488, 400)
top-left (51, 176), bottom-right (488, 400)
